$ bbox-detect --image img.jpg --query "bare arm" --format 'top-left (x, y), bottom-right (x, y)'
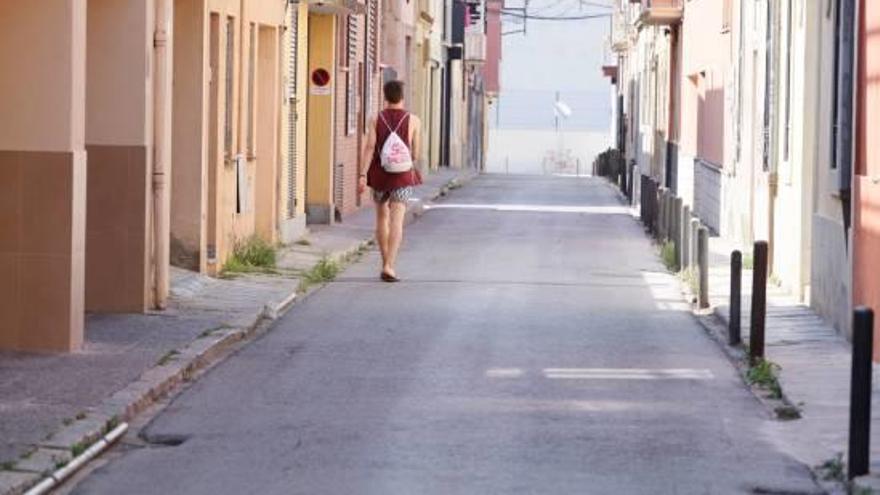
top-left (409, 115), bottom-right (422, 163)
top-left (360, 117), bottom-right (377, 177)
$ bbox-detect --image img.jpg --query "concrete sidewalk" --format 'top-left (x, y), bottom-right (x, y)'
top-left (0, 168), bottom-right (474, 495)
top-left (702, 236), bottom-right (880, 486)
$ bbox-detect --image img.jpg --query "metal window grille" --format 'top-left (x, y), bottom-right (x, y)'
top-left (287, 6), bottom-right (299, 219)
top-left (363, 0), bottom-right (378, 127)
top-left (783, 0), bottom-right (793, 161)
top-left (830, 0), bottom-right (840, 170)
top-left (761, 1), bottom-right (774, 172)
top-left (225, 16), bottom-right (235, 157)
top-left (247, 23), bottom-right (256, 157)
top-left (346, 16), bottom-right (358, 135)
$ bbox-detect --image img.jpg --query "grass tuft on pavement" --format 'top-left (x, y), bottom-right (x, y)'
top-left (298, 258), bottom-right (340, 294)
top-left (660, 241), bottom-right (677, 272)
top-left (816, 453), bottom-right (845, 482)
top-left (221, 236), bottom-right (278, 277)
top-left (747, 358), bottom-right (783, 399)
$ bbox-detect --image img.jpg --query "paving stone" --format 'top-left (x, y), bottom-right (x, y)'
top-left (13, 447), bottom-right (70, 474)
top-left (0, 471), bottom-right (40, 495)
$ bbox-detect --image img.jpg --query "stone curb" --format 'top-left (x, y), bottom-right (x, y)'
top-left (602, 175), bottom-right (843, 492)
top-left (0, 171), bottom-right (476, 495)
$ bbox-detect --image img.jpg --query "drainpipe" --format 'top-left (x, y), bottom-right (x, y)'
top-left (152, 0), bottom-right (172, 309)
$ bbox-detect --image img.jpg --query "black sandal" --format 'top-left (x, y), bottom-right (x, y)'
top-left (381, 272), bottom-right (400, 283)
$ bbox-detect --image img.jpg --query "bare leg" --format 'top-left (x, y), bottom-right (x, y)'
top-left (385, 201), bottom-right (407, 276)
top-left (375, 201), bottom-right (391, 270)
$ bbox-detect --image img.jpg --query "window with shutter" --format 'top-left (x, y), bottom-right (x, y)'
top-left (346, 15), bottom-right (359, 135)
top-left (834, 0), bottom-right (855, 191)
top-left (363, 0), bottom-right (378, 127)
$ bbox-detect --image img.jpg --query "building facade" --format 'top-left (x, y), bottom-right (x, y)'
top-left (853, 0), bottom-right (880, 354)
top-left (606, 0), bottom-right (861, 341)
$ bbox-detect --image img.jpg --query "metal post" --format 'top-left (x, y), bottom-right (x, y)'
top-left (673, 197), bottom-right (683, 271)
top-left (640, 175), bottom-right (647, 224)
top-left (730, 250), bottom-right (742, 345)
top-left (750, 241), bottom-right (769, 364)
top-left (690, 218), bottom-right (700, 271)
top-left (658, 188), bottom-right (667, 241)
top-left (698, 226), bottom-right (709, 309)
top-left (681, 205), bottom-right (691, 270)
top-left (848, 306), bottom-right (874, 480)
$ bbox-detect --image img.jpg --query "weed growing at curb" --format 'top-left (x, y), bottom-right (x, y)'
top-left (747, 359), bottom-right (783, 399)
top-left (221, 236), bottom-right (278, 276)
top-left (76, 411), bottom-right (87, 420)
top-left (200, 325), bottom-right (233, 339)
top-left (103, 416), bottom-right (120, 435)
top-left (298, 258), bottom-right (340, 293)
top-left (681, 268), bottom-right (698, 295)
top-left (1, 461), bottom-right (15, 471)
top-left (70, 441), bottom-right (87, 458)
top-left (295, 238), bottom-right (311, 246)
top-left (660, 241), bottom-right (677, 271)
top-left (156, 349), bottom-right (181, 366)
top-left (816, 453), bottom-right (845, 482)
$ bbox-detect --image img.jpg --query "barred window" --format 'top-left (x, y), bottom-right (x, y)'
top-left (224, 16), bottom-right (235, 157)
top-left (346, 15), bottom-right (359, 135)
top-left (247, 22), bottom-right (256, 157)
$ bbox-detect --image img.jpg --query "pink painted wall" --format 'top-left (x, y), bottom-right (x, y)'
top-left (678, 0), bottom-right (729, 167)
top-left (484, 0), bottom-right (503, 95)
top-left (853, 0), bottom-right (880, 358)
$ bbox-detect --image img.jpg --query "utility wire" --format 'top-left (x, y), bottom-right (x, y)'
top-left (500, 11), bottom-right (611, 20)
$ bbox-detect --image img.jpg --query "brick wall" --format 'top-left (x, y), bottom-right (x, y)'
top-left (334, 14), bottom-right (366, 219)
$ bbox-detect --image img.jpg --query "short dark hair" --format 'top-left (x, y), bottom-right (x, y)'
top-left (384, 80), bottom-right (404, 104)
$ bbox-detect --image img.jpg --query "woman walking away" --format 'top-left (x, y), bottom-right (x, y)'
top-left (358, 80), bottom-right (422, 282)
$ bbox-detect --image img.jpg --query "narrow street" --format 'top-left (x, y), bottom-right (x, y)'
top-left (68, 175), bottom-right (820, 494)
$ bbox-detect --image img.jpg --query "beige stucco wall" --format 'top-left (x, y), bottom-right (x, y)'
top-left (0, 0), bottom-right (87, 351)
top-left (171, 0), bottom-right (210, 272)
top-left (0, 0), bottom-right (86, 152)
top-left (86, 0), bottom-right (152, 146)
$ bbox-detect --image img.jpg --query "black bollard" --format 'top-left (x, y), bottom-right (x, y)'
top-left (848, 306), bottom-right (874, 480)
top-left (750, 241), bottom-right (769, 364)
top-left (730, 250), bottom-right (742, 346)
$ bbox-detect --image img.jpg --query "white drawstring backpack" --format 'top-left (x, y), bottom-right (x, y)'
top-left (378, 112), bottom-right (414, 173)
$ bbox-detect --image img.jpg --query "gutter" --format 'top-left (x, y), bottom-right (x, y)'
top-left (152, 0), bottom-right (172, 309)
top-left (23, 423), bottom-right (129, 495)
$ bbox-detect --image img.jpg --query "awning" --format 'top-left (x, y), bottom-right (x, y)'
top-left (307, 0), bottom-right (365, 15)
top-left (602, 65), bottom-right (619, 80)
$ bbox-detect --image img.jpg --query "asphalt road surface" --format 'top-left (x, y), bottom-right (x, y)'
top-left (69, 175), bottom-right (821, 494)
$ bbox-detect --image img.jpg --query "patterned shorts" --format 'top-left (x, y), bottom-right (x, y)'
top-left (372, 186), bottom-right (413, 204)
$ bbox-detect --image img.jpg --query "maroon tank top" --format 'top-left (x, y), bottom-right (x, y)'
top-left (367, 108), bottom-right (422, 192)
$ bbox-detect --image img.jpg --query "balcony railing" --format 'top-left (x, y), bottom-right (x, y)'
top-left (636, 0), bottom-right (682, 26)
top-left (610, 8), bottom-right (633, 52)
